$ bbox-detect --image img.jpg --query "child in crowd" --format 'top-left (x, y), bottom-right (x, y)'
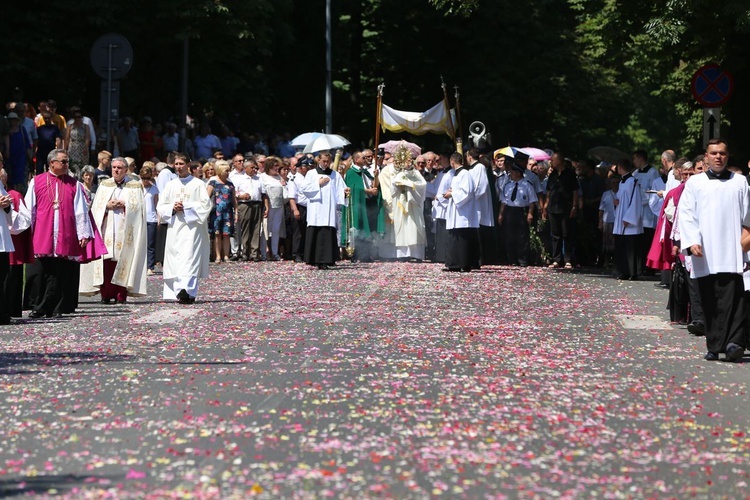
top-left (598, 175), bottom-right (619, 269)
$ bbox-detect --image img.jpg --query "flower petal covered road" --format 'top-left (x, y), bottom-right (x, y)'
top-left (0, 262), bottom-right (748, 497)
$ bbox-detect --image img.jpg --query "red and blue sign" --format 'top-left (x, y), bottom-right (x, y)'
top-left (691, 64), bottom-right (734, 107)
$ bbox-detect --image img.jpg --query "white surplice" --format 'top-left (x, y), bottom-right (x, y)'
top-left (613, 174), bottom-right (643, 236)
top-left (446, 168), bottom-right (478, 230)
top-left (301, 168), bottom-right (347, 228)
top-left (469, 162), bottom-right (494, 227)
top-left (678, 171), bottom-right (750, 278)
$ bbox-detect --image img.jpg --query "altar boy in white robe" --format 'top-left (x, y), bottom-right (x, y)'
top-left (302, 151), bottom-right (349, 270)
top-left (444, 152), bottom-right (478, 272)
top-left (679, 138), bottom-right (750, 362)
top-left (157, 153), bottom-right (212, 304)
top-left (613, 158), bottom-right (643, 280)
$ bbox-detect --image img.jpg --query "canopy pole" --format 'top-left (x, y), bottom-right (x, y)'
top-left (441, 77), bottom-right (456, 150)
top-left (374, 83), bottom-right (384, 152)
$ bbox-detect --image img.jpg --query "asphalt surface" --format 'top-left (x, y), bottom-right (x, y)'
top-left (0, 261), bottom-right (748, 498)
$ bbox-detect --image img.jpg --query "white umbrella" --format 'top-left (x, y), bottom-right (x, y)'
top-left (302, 133), bottom-right (351, 154)
top-left (290, 132), bottom-right (322, 147)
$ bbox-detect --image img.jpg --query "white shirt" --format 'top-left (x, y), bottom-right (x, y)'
top-left (288, 172), bottom-right (309, 207)
top-left (143, 184), bottom-right (159, 223)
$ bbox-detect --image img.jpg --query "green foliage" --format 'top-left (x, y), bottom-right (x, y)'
top-left (2, 0), bottom-right (749, 161)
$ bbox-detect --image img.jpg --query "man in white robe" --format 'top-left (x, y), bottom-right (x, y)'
top-left (301, 151), bottom-right (348, 269)
top-left (80, 157), bottom-right (148, 303)
top-left (444, 152), bottom-right (478, 272)
top-left (466, 148), bottom-right (494, 268)
top-left (156, 152), bottom-right (212, 303)
top-left (390, 144), bottom-right (427, 261)
top-left (375, 159), bottom-right (397, 260)
top-left (678, 138), bottom-right (750, 362)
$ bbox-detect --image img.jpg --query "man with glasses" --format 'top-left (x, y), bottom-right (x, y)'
top-left (232, 158), bottom-right (264, 261)
top-left (157, 152), bottom-right (212, 304)
top-left (228, 154), bottom-right (247, 260)
top-left (25, 149), bottom-right (95, 318)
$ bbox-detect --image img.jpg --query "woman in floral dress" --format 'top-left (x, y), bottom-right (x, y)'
top-left (206, 160), bottom-right (237, 262)
top-left (64, 106), bottom-right (89, 176)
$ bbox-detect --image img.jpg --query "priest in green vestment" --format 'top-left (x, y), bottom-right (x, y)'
top-left (341, 151), bottom-right (381, 262)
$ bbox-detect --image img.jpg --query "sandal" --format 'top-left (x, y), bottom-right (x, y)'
top-left (548, 262), bottom-right (561, 268)
top-left (564, 262), bottom-right (573, 269)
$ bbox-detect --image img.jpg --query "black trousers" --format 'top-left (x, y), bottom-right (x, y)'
top-left (697, 273), bottom-right (747, 353)
top-left (548, 212), bottom-right (573, 265)
top-left (504, 206), bottom-right (530, 266)
top-left (614, 234), bottom-right (641, 278)
top-left (5, 264), bottom-right (24, 317)
top-left (445, 227), bottom-right (478, 271)
top-left (434, 218), bottom-right (447, 263)
top-left (23, 260), bottom-right (43, 311)
top-left (688, 275), bottom-right (704, 325)
top-left (423, 198), bottom-right (435, 261)
top-left (291, 204), bottom-right (308, 259)
top-left (35, 257), bottom-right (75, 316)
top-left (641, 227), bottom-right (655, 272)
top-left (155, 223), bottom-right (169, 264)
top-left (0, 253), bottom-right (10, 323)
top-left (478, 224), bottom-right (499, 265)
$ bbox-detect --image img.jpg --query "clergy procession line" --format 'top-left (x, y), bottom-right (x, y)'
top-left (0, 135), bottom-right (748, 363)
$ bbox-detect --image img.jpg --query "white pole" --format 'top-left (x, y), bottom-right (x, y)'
top-left (325, 0), bottom-right (332, 133)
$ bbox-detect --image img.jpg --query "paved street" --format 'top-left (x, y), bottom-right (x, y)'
top-left (0, 261), bottom-right (748, 498)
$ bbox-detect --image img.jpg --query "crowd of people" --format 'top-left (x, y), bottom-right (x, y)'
top-left (0, 102), bottom-right (748, 362)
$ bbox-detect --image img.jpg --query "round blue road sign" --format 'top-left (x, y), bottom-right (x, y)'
top-left (691, 64), bottom-right (734, 107)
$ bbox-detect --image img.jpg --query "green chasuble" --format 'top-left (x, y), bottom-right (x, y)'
top-left (341, 166), bottom-right (376, 246)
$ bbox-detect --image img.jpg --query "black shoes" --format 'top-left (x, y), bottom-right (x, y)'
top-left (704, 352), bottom-right (719, 361)
top-left (725, 344), bottom-right (745, 363)
top-left (176, 289), bottom-right (195, 304)
top-left (29, 311), bottom-right (62, 319)
top-left (654, 283), bottom-right (669, 289)
top-left (687, 322), bottom-right (705, 336)
top-left (101, 298), bottom-right (113, 304)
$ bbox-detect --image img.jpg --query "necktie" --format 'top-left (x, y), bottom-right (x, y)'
top-left (511, 182), bottom-right (518, 202)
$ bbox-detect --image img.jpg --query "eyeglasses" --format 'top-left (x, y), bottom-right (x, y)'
top-left (53, 159), bottom-right (70, 164)
top-left (364, 155), bottom-right (373, 159)
top-left (416, 162), bottom-right (426, 165)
